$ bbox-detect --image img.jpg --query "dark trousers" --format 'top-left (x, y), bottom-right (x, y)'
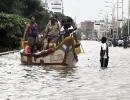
top-left (46, 36), bottom-right (58, 49)
top-left (100, 58), bottom-right (109, 67)
top-left (28, 36), bottom-right (37, 53)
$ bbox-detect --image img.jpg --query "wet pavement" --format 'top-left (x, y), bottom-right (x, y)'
top-left (0, 41), bottom-right (130, 100)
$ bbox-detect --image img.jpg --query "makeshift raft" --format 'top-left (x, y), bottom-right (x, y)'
top-left (20, 36), bottom-right (81, 66)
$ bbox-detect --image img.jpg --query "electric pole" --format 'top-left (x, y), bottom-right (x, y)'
top-left (117, 0), bottom-right (119, 38)
top-left (121, 0), bottom-right (124, 37)
top-left (128, 0), bottom-right (130, 36)
top-left (122, 0), bottom-right (123, 20)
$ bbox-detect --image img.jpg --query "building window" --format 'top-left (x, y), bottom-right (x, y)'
top-left (53, 3), bottom-right (61, 5)
top-left (52, 8), bottom-right (61, 10)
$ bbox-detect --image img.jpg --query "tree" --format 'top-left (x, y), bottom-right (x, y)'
top-left (20, 0), bottom-right (51, 30)
top-left (0, 0), bottom-right (73, 31)
top-left (22, 0), bottom-right (43, 17)
top-left (122, 20), bottom-right (130, 36)
top-left (0, 0), bottom-right (74, 51)
top-left (0, 0), bottom-right (23, 15)
top-left (0, 13), bottom-right (28, 51)
top-left (0, 0), bottom-right (50, 30)
top-left (53, 12), bottom-right (66, 21)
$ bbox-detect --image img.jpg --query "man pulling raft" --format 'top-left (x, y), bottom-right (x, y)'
top-left (20, 16), bottom-right (81, 66)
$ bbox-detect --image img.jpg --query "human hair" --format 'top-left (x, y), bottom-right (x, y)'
top-left (66, 17), bottom-right (73, 23)
top-left (61, 19), bottom-right (66, 26)
top-left (49, 17), bottom-right (56, 25)
top-left (54, 15), bottom-right (58, 19)
top-left (101, 37), bottom-right (107, 43)
top-left (29, 15), bottom-right (35, 20)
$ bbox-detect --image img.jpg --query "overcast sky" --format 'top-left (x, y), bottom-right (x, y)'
top-left (63, 0), bottom-right (128, 23)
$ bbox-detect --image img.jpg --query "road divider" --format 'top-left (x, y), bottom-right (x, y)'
top-left (0, 50), bottom-right (19, 56)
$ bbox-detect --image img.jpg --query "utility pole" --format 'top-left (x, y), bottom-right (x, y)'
top-left (121, 0), bottom-right (124, 37)
top-left (106, 14), bottom-right (109, 37)
top-left (128, 0), bottom-right (130, 36)
top-left (122, 0), bottom-right (123, 20)
top-left (61, 0), bottom-right (64, 14)
top-left (117, 0), bottom-right (119, 38)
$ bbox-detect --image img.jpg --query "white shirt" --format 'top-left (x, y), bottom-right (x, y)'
top-left (101, 43), bottom-right (107, 50)
top-left (60, 26), bottom-right (64, 32)
top-left (101, 43), bottom-right (107, 58)
top-left (60, 26), bottom-right (74, 31)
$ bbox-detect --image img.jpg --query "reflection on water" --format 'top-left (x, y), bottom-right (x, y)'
top-left (0, 41), bottom-right (130, 100)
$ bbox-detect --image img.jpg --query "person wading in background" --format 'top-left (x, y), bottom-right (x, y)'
top-left (100, 37), bottom-right (109, 68)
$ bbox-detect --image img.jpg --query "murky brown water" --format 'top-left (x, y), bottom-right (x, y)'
top-left (0, 41), bottom-right (130, 100)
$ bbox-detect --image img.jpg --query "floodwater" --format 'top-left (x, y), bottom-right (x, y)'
top-left (0, 41), bottom-right (130, 100)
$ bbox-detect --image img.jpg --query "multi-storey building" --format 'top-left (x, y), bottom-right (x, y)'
top-left (79, 21), bottom-right (94, 39)
top-left (94, 20), bottom-right (111, 40)
top-left (79, 21), bottom-right (94, 33)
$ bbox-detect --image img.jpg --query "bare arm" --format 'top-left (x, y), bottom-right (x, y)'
top-left (44, 24), bottom-right (49, 38)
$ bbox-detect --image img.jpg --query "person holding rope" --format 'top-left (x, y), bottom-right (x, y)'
top-left (60, 18), bottom-right (76, 39)
top-left (60, 18), bottom-right (78, 61)
top-left (44, 17), bottom-right (60, 49)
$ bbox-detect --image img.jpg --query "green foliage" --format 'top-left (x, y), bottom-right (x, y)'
top-left (0, 0), bottom-right (50, 31)
top-left (22, 0), bottom-right (43, 16)
top-left (0, 0), bottom-right (23, 15)
top-left (35, 9), bottom-right (50, 31)
top-left (53, 12), bottom-right (67, 21)
top-left (19, 0), bottom-right (51, 31)
top-left (0, 13), bottom-right (28, 49)
top-left (0, 0), bottom-right (73, 31)
top-left (122, 21), bottom-right (130, 36)
top-left (0, 0), bottom-right (73, 52)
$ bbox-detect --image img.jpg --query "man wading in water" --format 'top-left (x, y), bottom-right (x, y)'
top-left (100, 37), bottom-right (109, 68)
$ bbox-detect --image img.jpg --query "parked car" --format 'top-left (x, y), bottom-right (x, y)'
top-left (118, 39), bottom-right (124, 46)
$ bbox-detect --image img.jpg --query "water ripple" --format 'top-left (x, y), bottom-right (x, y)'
top-left (0, 41), bottom-right (130, 100)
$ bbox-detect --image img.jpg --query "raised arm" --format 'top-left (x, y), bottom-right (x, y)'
top-left (23, 24), bottom-right (29, 40)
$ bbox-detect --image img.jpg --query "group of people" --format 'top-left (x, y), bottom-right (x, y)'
top-left (23, 16), bottom-right (109, 67)
top-left (111, 31), bottom-right (129, 48)
top-left (23, 16), bottom-right (77, 54)
top-left (123, 36), bottom-right (129, 48)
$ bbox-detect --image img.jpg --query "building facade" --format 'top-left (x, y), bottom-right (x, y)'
top-left (79, 21), bottom-right (94, 39)
top-left (42, 0), bottom-right (48, 10)
top-left (94, 20), bottom-right (109, 40)
top-left (79, 21), bottom-right (94, 33)
top-left (42, 0), bottom-right (64, 14)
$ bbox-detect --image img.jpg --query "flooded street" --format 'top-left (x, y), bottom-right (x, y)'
top-left (0, 41), bottom-right (130, 100)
